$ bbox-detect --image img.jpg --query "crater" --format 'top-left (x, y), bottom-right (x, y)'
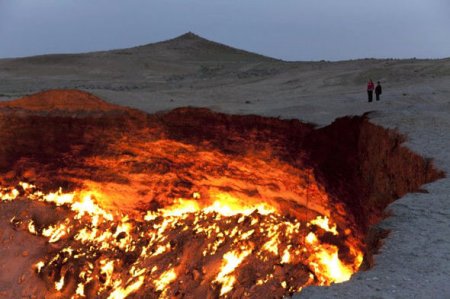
top-left (0, 90), bottom-right (443, 298)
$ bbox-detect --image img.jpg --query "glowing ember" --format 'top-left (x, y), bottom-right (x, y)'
top-left (1, 182), bottom-right (362, 298)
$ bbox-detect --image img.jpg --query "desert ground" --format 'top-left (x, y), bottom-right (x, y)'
top-left (1, 33), bottom-right (450, 298)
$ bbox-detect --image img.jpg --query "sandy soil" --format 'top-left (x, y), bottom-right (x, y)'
top-left (1, 33), bottom-right (450, 298)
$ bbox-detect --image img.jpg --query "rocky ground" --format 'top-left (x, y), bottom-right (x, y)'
top-left (1, 33), bottom-right (450, 298)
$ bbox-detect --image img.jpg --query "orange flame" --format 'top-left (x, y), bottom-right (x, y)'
top-left (0, 182), bottom-right (363, 298)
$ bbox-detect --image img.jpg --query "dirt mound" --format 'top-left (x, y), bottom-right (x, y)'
top-left (0, 89), bottom-right (124, 112)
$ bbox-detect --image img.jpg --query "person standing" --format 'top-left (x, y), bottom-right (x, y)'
top-left (375, 81), bottom-right (382, 101)
top-left (367, 79), bottom-right (375, 102)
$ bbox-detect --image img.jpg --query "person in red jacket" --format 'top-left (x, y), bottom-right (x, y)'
top-left (367, 79), bottom-right (375, 102)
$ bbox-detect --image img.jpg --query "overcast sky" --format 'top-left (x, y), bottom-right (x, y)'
top-left (1, 0), bottom-right (449, 61)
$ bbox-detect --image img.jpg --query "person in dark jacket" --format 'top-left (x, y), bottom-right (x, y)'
top-left (375, 81), bottom-right (382, 101)
top-left (367, 79), bottom-right (374, 102)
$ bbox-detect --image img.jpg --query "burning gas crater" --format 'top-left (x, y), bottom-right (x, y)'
top-left (0, 90), bottom-right (443, 298)
top-left (1, 181), bottom-right (361, 298)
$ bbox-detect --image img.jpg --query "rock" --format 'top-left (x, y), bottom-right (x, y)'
top-left (193, 269), bottom-right (201, 281)
top-left (18, 274), bottom-right (25, 284)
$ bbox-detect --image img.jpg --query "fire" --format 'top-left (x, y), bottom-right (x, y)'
top-left (154, 192), bottom-right (275, 218)
top-left (35, 261), bottom-right (45, 273)
top-left (107, 276), bottom-right (145, 299)
top-left (0, 186), bottom-right (19, 201)
top-left (309, 215), bottom-right (338, 235)
top-left (203, 192), bottom-right (275, 216)
top-left (0, 182), bottom-right (363, 298)
top-left (281, 246), bottom-right (292, 264)
top-left (159, 198), bottom-right (200, 217)
top-left (305, 231), bottom-right (361, 284)
top-left (55, 276), bottom-right (65, 291)
top-left (154, 268), bottom-right (177, 292)
top-left (215, 249), bottom-right (253, 295)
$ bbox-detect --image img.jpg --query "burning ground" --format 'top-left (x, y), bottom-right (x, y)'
top-left (0, 90), bottom-right (443, 298)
